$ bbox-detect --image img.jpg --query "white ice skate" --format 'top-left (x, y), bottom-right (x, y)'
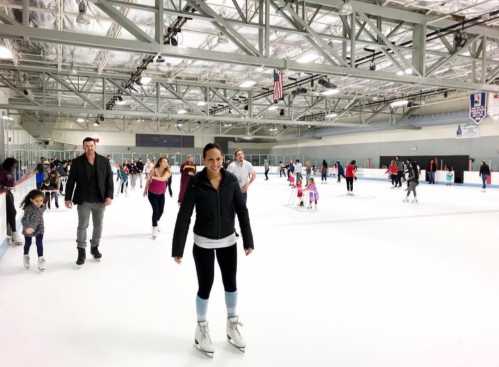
top-left (11, 232), bottom-right (23, 246)
top-left (152, 227), bottom-right (157, 240)
top-left (194, 321), bottom-right (215, 357)
top-left (411, 198), bottom-right (418, 204)
top-left (402, 197), bottom-right (409, 203)
top-left (38, 257), bottom-right (46, 271)
top-left (23, 255), bottom-right (30, 269)
top-left (227, 316), bottom-right (246, 352)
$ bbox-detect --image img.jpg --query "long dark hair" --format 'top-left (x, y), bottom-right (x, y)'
top-left (20, 189), bottom-right (44, 209)
top-left (2, 157), bottom-right (18, 172)
top-left (154, 157), bottom-right (168, 169)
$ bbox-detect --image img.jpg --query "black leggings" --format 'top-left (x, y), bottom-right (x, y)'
top-left (5, 190), bottom-right (16, 232)
top-left (24, 234), bottom-right (44, 257)
top-left (346, 177), bottom-right (354, 191)
top-left (45, 192), bottom-right (59, 209)
top-left (147, 192), bottom-right (165, 227)
top-left (193, 244), bottom-right (237, 300)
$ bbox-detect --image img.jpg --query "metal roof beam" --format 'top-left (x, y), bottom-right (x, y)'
top-left (1, 24), bottom-right (499, 92)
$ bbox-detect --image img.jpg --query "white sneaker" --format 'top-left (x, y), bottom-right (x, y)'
top-left (195, 321), bottom-right (215, 357)
top-left (23, 255), bottom-right (30, 269)
top-left (38, 257), bottom-right (46, 271)
top-left (227, 316), bottom-right (246, 351)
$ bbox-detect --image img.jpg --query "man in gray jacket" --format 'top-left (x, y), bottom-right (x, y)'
top-left (65, 137), bottom-right (114, 266)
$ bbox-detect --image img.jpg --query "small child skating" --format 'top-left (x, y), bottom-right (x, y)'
top-left (288, 173), bottom-right (296, 188)
top-left (306, 177), bottom-right (319, 209)
top-left (21, 189), bottom-right (47, 271)
top-left (446, 167), bottom-right (454, 186)
top-left (296, 179), bottom-right (304, 207)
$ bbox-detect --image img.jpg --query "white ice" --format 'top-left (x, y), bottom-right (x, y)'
top-left (1, 175), bottom-right (499, 367)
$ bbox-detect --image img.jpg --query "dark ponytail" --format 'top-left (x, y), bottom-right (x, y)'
top-left (20, 189), bottom-right (44, 209)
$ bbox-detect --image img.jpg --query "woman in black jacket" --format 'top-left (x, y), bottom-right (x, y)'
top-left (172, 143), bottom-right (254, 357)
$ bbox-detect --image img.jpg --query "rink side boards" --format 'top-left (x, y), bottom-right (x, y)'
top-left (231, 166), bottom-right (499, 188)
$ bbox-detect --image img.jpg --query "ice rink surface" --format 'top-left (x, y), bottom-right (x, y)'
top-left (1, 175), bottom-right (499, 367)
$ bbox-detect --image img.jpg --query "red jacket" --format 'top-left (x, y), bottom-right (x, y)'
top-left (345, 164), bottom-right (356, 178)
top-left (387, 164), bottom-right (398, 175)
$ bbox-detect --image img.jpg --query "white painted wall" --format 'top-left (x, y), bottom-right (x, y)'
top-left (273, 117), bottom-right (499, 150)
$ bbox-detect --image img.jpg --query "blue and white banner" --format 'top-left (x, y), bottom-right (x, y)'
top-left (469, 91), bottom-right (488, 125)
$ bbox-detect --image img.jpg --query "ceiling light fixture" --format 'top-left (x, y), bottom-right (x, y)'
top-left (325, 112), bottom-right (338, 119)
top-left (0, 45), bottom-right (13, 60)
top-left (339, 0), bottom-right (353, 16)
top-left (297, 52), bottom-right (319, 64)
top-left (177, 109), bottom-right (187, 114)
top-left (321, 89), bottom-right (340, 96)
top-left (76, 117), bottom-right (85, 123)
top-left (239, 80), bottom-right (256, 88)
top-left (390, 99), bottom-right (409, 108)
top-left (140, 76), bottom-right (152, 85)
top-left (197, 101), bottom-right (207, 106)
top-left (76, 0), bottom-right (91, 25)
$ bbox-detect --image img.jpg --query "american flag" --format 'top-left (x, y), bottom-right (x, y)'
top-left (273, 69), bottom-right (284, 102)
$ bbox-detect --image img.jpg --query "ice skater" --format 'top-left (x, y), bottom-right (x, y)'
top-left (386, 160), bottom-right (398, 188)
top-left (178, 155), bottom-right (197, 205)
top-left (64, 137), bottom-right (114, 266)
top-left (172, 143), bottom-right (254, 357)
top-left (403, 160), bottom-right (419, 203)
top-left (321, 160), bottom-right (328, 183)
top-left (296, 179), bottom-right (304, 207)
top-left (21, 189), bottom-right (47, 271)
top-left (479, 161), bottom-right (491, 192)
top-left (144, 157), bottom-right (171, 239)
top-left (336, 161), bottom-right (345, 183)
top-left (345, 160), bottom-right (357, 195)
top-left (306, 177), bottom-right (319, 209)
top-left (446, 167), bottom-right (454, 186)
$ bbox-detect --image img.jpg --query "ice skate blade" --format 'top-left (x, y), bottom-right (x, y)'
top-left (194, 342), bottom-right (214, 358)
top-left (227, 337), bottom-right (246, 353)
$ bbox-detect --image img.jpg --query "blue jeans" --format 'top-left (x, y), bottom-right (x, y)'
top-left (482, 175), bottom-right (489, 189)
top-left (429, 171), bottom-right (435, 184)
top-left (24, 234), bottom-right (44, 257)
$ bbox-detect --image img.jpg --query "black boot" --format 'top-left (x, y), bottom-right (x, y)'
top-left (76, 247), bottom-right (86, 266)
top-left (90, 246), bottom-right (102, 261)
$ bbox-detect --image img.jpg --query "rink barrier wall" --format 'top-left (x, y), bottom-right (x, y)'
top-left (211, 166), bottom-right (499, 188)
top-left (0, 174), bottom-right (36, 259)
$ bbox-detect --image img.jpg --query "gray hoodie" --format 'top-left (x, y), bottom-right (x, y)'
top-left (21, 204), bottom-right (45, 236)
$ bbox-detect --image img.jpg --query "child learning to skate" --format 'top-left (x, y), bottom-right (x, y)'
top-left (21, 189), bottom-right (47, 271)
top-left (306, 177), bottom-right (319, 209)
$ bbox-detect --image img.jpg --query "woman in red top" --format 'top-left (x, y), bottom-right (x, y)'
top-left (386, 160), bottom-right (398, 187)
top-left (178, 155), bottom-right (197, 205)
top-left (345, 160), bottom-right (357, 194)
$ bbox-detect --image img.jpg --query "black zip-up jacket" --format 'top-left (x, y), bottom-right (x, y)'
top-left (65, 153), bottom-right (114, 204)
top-left (480, 164), bottom-right (491, 177)
top-left (172, 168), bottom-right (254, 258)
